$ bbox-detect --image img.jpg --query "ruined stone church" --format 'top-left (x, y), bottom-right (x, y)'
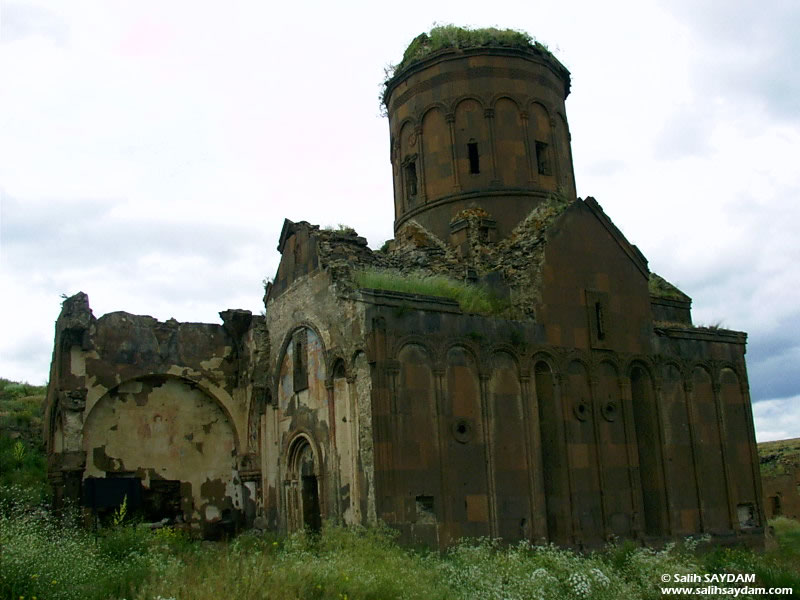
top-left (44, 30), bottom-right (765, 548)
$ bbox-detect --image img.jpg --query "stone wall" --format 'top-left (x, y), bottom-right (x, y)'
top-left (45, 293), bottom-right (267, 535)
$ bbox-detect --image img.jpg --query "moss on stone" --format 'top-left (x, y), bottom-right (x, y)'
top-left (649, 273), bottom-right (690, 301)
top-left (353, 267), bottom-right (508, 315)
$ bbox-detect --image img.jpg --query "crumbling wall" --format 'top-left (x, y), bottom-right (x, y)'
top-left (264, 227), bottom-right (373, 532)
top-left (763, 467), bottom-right (800, 521)
top-left (83, 375), bottom-right (238, 530)
top-left (44, 293), bottom-right (266, 534)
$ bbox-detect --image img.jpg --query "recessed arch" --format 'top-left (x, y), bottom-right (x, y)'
top-left (444, 340), bottom-right (481, 366)
top-left (660, 360), bottom-right (701, 533)
top-left (626, 358), bottom-right (655, 380)
top-left (534, 359), bottom-right (570, 544)
top-left (391, 335), bottom-right (437, 364)
top-left (494, 96), bottom-right (527, 186)
top-left (719, 366), bottom-right (759, 528)
top-left (630, 364), bottom-right (668, 536)
top-left (443, 345), bottom-right (490, 537)
top-left (454, 96), bottom-right (491, 189)
top-left (274, 322), bottom-right (328, 405)
top-left (285, 432), bottom-right (323, 532)
top-left (450, 94), bottom-right (487, 113)
top-left (83, 373), bottom-right (241, 453)
top-left (530, 350), bottom-right (559, 377)
top-left (488, 343), bottom-right (522, 372)
top-left (490, 349), bottom-right (531, 539)
top-left (274, 321), bottom-right (329, 383)
top-left (331, 357), bottom-right (347, 380)
top-left (490, 93), bottom-right (522, 110)
top-left (82, 373), bottom-right (240, 528)
top-left (393, 116), bottom-right (419, 140)
top-left (421, 105), bottom-right (452, 200)
top-left (420, 101), bottom-right (449, 121)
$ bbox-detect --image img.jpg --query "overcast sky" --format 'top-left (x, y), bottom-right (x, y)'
top-left (1, 0), bottom-right (798, 442)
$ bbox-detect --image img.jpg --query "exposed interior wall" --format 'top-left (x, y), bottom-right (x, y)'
top-left (83, 376), bottom-right (239, 531)
top-left (44, 294), bottom-right (264, 535)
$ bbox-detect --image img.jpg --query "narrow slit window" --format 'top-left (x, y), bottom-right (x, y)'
top-left (404, 161), bottom-right (417, 204)
top-left (467, 141), bottom-right (480, 174)
top-left (535, 140), bottom-right (551, 176)
top-left (293, 331), bottom-right (309, 393)
top-left (595, 302), bottom-right (606, 340)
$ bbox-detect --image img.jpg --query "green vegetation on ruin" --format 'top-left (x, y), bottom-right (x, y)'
top-left (759, 437), bottom-right (800, 478)
top-left (353, 267), bottom-right (508, 316)
top-left (648, 272), bottom-right (690, 301)
top-left (323, 223), bottom-right (357, 235)
top-left (383, 25), bottom-right (562, 104)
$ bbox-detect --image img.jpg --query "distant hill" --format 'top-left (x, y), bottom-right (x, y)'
top-left (0, 378), bottom-right (48, 499)
top-left (758, 437), bottom-right (800, 478)
top-left (0, 377), bottom-right (47, 449)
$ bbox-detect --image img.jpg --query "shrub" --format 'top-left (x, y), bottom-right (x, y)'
top-left (0, 485), bottom-right (180, 600)
top-left (0, 437), bottom-right (49, 503)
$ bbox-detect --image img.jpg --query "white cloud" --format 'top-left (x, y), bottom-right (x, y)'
top-left (0, 0), bottom-right (798, 419)
top-left (754, 396), bottom-right (800, 442)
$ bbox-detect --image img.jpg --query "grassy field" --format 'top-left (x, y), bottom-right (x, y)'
top-left (2, 492), bottom-right (799, 600)
top-left (2, 378), bottom-right (800, 599)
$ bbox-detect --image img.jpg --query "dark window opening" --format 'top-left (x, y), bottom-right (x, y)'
top-left (333, 360), bottom-right (346, 379)
top-left (293, 331), bottom-right (308, 393)
top-left (143, 479), bottom-right (183, 523)
top-left (770, 495), bottom-right (782, 516)
top-left (595, 302), bottom-right (606, 340)
top-left (301, 474), bottom-right (322, 532)
top-left (415, 495), bottom-right (436, 524)
top-left (404, 161), bottom-right (417, 205)
top-left (535, 140), bottom-right (551, 176)
top-left (468, 141), bottom-right (480, 174)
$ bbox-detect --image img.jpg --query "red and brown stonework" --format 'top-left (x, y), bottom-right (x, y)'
top-left (44, 37), bottom-right (764, 548)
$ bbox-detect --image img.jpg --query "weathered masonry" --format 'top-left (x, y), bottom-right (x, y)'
top-left (45, 28), bottom-right (765, 548)
top-left (760, 438), bottom-right (800, 522)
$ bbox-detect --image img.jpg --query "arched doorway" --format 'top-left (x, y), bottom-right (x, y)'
top-left (287, 437), bottom-right (322, 532)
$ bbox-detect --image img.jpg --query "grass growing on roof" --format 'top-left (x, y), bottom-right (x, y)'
top-left (354, 267), bottom-right (507, 315)
top-left (399, 25), bottom-right (541, 70)
top-left (648, 272), bottom-right (690, 301)
top-left (383, 25), bottom-right (558, 98)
